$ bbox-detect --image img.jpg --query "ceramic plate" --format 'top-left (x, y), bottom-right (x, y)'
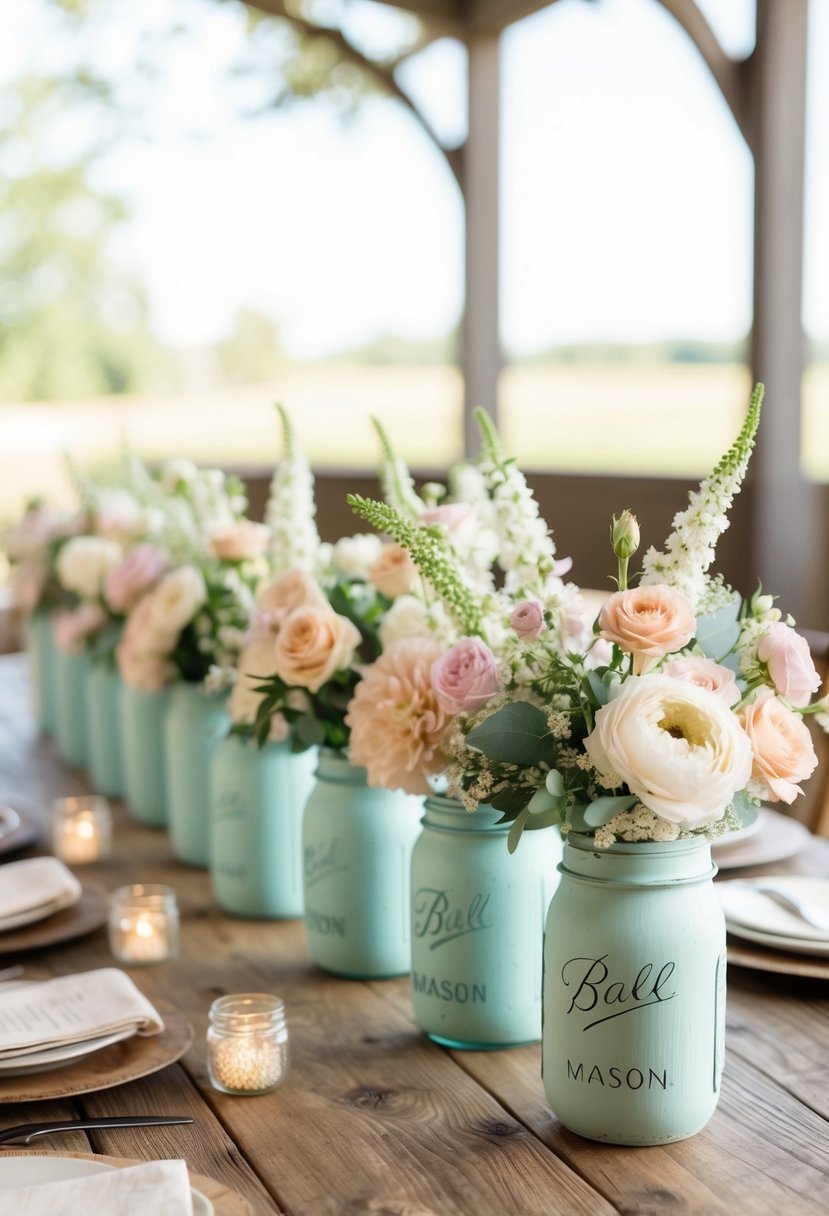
top-left (711, 808), bottom-right (811, 870)
top-left (0, 897), bottom-right (80, 935)
top-left (0, 1156), bottom-right (213, 1213)
top-left (718, 876), bottom-right (829, 942)
top-left (0, 1027), bottom-right (135, 1077)
top-left (724, 920), bottom-right (829, 958)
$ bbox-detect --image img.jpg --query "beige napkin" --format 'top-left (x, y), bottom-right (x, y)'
top-left (0, 969), bottom-right (165, 1060)
top-left (0, 857), bottom-right (82, 931)
top-left (0, 1159), bottom-right (194, 1215)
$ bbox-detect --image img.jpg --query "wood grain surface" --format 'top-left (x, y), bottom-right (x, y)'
top-left (1, 653), bottom-right (829, 1216)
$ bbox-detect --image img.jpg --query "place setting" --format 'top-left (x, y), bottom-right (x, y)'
top-left (0, 855), bottom-right (108, 957)
top-left (0, 805), bottom-right (40, 860)
top-left (718, 875), bottom-right (829, 979)
top-left (711, 806), bottom-right (813, 871)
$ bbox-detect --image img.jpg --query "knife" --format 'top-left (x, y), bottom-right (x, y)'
top-left (0, 1116), bottom-right (194, 1145)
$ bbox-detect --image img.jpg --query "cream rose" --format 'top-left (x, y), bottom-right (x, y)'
top-left (56, 536), bottom-right (122, 600)
top-left (331, 534), bottom-right (383, 579)
top-left (739, 688), bottom-right (818, 804)
top-left (662, 656), bottom-right (740, 706)
top-left (368, 544), bottom-right (419, 598)
top-left (273, 605), bottom-right (362, 692)
top-left (148, 565), bottom-right (207, 636)
top-left (599, 585), bottom-right (696, 674)
top-left (209, 521), bottom-right (270, 561)
top-left (378, 595), bottom-right (432, 649)
top-left (584, 675), bottom-right (753, 829)
top-left (256, 570), bottom-right (328, 622)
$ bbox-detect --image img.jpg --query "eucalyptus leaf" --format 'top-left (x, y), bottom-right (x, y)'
top-left (507, 808), bottom-right (529, 855)
top-left (730, 790), bottom-right (760, 829)
top-left (584, 795), bottom-right (638, 828)
top-left (489, 786), bottom-right (532, 816)
top-left (545, 769), bottom-right (564, 797)
top-left (585, 671), bottom-right (612, 707)
top-left (466, 702), bottom-right (555, 767)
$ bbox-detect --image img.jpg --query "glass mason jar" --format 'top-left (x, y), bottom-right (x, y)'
top-left (207, 994), bottom-right (289, 1096)
top-left (164, 682), bottom-right (230, 868)
top-left (120, 684), bottom-right (170, 827)
top-left (108, 883), bottom-right (180, 965)
top-left (542, 833), bottom-right (726, 1146)
top-left (411, 795), bottom-right (562, 1049)
top-left (86, 659), bottom-right (125, 798)
top-left (52, 794), bottom-right (112, 864)
top-left (53, 647), bottom-right (91, 769)
top-left (210, 734), bottom-right (317, 918)
top-left (24, 612), bottom-right (57, 734)
top-left (302, 749), bottom-right (423, 978)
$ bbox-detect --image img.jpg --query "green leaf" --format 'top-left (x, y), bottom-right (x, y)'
top-left (466, 702), bottom-right (555, 767)
top-left (730, 790), bottom-right (760, 830)
top-left (296, 715), bottom-right (326, 748)
top-left (507, 808), bottom-right (529, 854)
top-left (583, 795), bottom-right (637, 828)
top-left (489, 786), bottom-right (533, 816)
top-left (545, 769), bottom-right (564, 797)
top-left (584, 671), bottom-right (612, 707)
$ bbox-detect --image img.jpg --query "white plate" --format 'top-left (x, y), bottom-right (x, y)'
top-left (724, 919), bottom-right (829, 957)
top-left (718, 876), bottom-right (829, 941)
top-left (712, 808), bottom-right (811, 869)
top-left (0, 810), bottom-right (20, 843)
top-left (0, 1027), bottom-right (136, 1076)
top-left (0, 1156), bottom-right (213, 1213)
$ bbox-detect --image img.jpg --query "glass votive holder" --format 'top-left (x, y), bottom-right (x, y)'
top-left (52, 795), bottom-right (112, 865)
top-left (207, 994), bottom-right (289, 1097)
top-left (108, 884), bottom-right (179, 966)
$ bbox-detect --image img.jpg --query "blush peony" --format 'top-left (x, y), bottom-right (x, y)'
top-left (584, 675), bottom-right (753, 829)
top-left (346, 639), bottom-right (453, 794)
top-left (599, 585), bottom-right (696, 674)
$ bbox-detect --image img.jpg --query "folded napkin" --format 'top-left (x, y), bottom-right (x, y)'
top-left (0, 857), bottom-right (82, 931)
top-left (0, 969), bottom-right (164, 1060)
top-left (0, 1159), bottom-right (194, 1216)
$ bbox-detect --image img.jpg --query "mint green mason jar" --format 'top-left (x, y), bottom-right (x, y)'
top-left (164, 682), bottom-right (230, 868)
top-left (121, 684), bottom-right (170, 826)
top-left (210, 734), bottom-right (317, 918)
top-left (411, 796), bottom-right (562, 1048)
top-left (24, 612), bottom-right (57, 734)
top-left (302, 749), bottom-right (423, 978)
top-left (53, 648), bottom-right (91, 768)
top-left (86, 660), bottom-right (124, 797)
top-left (542, 833), bottom-right (725, 1145)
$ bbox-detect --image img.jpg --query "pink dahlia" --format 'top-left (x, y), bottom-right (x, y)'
top-left (346, 639), bottom-right (454, 795)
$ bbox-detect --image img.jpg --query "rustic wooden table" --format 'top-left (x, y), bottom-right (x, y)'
top-left (1, 653), bottom-right (829, 1215)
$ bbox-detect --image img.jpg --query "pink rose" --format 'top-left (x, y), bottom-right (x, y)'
top-left (209, 521), bottom-right (270, 561)
top-left (420, 504), bottom-right (474, 534)
top-left (757, 623), bottom-right (822, 708)
top-left (431, 637), bottom-right (500, 715)
top-left (51, 603), bottom-right (108, 655)
top-left (599, 585), bottom-right (696, 675)
top-left (104, 545), bottom-right (168, 614)
top-left (662, 656), bottom-right (740, 706)
top-left (510, 599), bottom-right (545, 641)
top-left (739, 688), bottom-right (818, 804)
top-left (272, 605), bottom-right (362, 693)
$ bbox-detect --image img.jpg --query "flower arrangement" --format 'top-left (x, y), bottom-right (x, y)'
top-left (350, 386), bottom-right (828, 849)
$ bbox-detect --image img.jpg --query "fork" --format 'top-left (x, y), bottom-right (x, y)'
top-left (0, 1116), bottom-right (194, 1145)
top-left (750, 883), bottom-right (829, 935)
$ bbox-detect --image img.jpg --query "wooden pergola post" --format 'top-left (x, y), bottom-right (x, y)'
top-left (749, 0), bottom-right (814, 621)
top-left (461, 33), bottom-right (502, 455)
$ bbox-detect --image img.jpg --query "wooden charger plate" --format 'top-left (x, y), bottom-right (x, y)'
top-left (1, 1151), bottom-right (254, 1216)
top-left (0, 886), bottom-right (107, 956)
top-left (0, 807), bottom-right (40, 858)
top-left (0, 1001), bottom-right (193, 1103)
top-left (727, 937), bottom-right (829, 981)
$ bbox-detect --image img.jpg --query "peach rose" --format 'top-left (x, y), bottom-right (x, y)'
top-left (256, 570), bottom-right (328, 625)
top-left (209, 521), bottom-right (270, 561)
top-left (757, 623), bottom-right (822, 708)
top-left (662, 656), bottom-right (740, 706)
top-left (739, 689), bottom-right (818, 804)
top-left (368, 544), bottom-right (419, 598)
top-left (273, 605), bottom-right (361, 692)
top-left (599, 585), bottom-right (696, 674)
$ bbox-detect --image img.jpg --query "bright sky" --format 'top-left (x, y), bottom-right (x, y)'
top-left (4, 0), bottom-right (828, 358)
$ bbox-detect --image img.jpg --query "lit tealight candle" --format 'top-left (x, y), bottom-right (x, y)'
top-left (52, 796), bottom-right (112, 865)
top-left (108, 884), bottom-right (179, 966)
top-left (207, 994), bottom-right (289, 1096)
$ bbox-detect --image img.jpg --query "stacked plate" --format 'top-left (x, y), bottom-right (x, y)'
top-left (718, 876), bottom-right (829, 957)
top-left (712, 808), bottom-right (811, 870)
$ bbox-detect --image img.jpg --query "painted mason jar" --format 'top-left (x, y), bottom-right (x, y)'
top-left (86, 660), bottom-right (125, 798)
top-left (164, 682), bottom-right (230, 868)
top-left (210, 734), bottom-right (317, 918)
top-left (302, 749), bottom-right (422, 978)
top-left (542, 833), bottom-right (725, 1146)
top-left (121, 684), bottom-right (170, 826)
top-left (53, 647), bottom-right (91, 768)
top-left (411, 795), bottom-right (562, 1049)
top-left (24, 612), bottom-right (57, 734)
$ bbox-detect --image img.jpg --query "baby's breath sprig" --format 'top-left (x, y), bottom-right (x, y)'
top-left (371, 417), bottom-right (424, 520)
top-left (347, 494), bottom-right (483, 635)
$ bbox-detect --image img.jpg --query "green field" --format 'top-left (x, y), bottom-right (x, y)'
top-left (1, 362), bottom-right (827, 518)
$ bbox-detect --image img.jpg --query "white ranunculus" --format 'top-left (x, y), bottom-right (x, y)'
top-left (56, 536), bottom-right (122, 599)
top-left (378, 595), bottom-right (432, 649)
top-left (584, 675), bottom-right (753, 829)
top-left (148, 565), bottom-right (207, 635)
top-left (331, 533), bottom-right (383, 579)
